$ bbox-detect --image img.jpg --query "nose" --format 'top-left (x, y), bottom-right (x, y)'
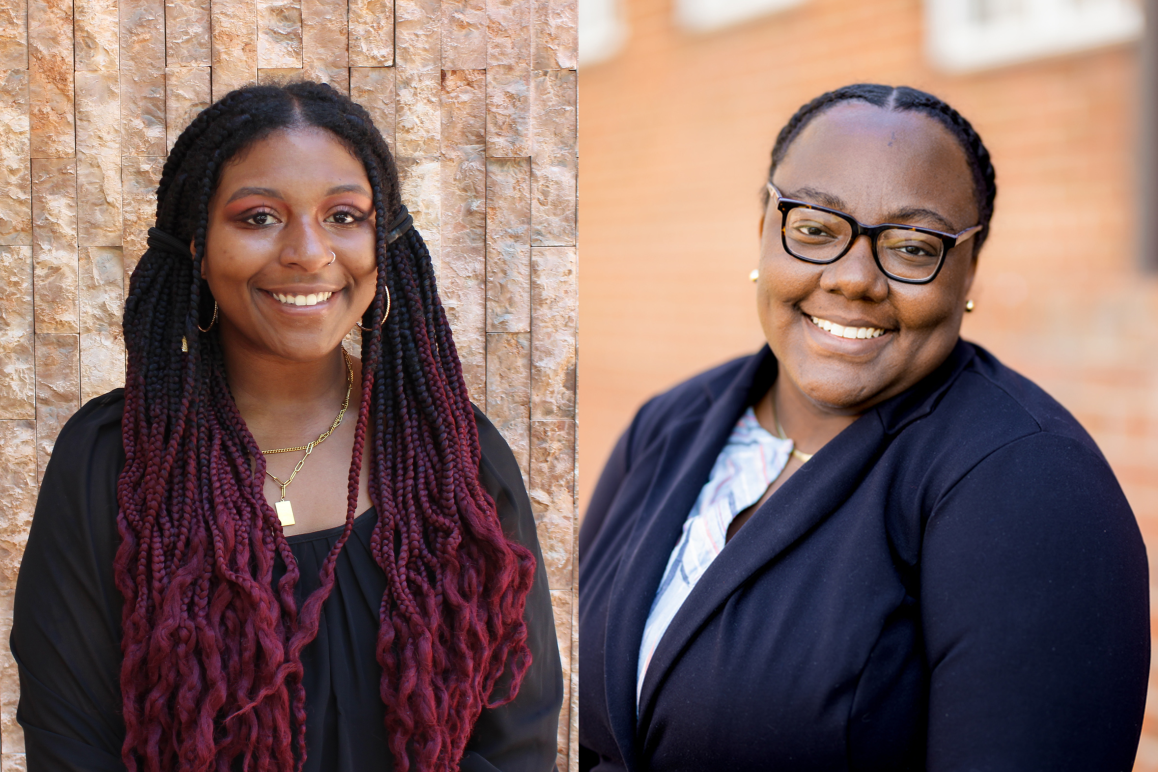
top-left (818, 234), bottom-right (889, 302)
top-left (279, 215), bottom-right (332, 271)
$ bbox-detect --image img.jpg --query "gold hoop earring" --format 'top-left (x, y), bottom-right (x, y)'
top-left (965, 299), bottom-right (975, 313)
top-left (355, 286), bottom-right (392, 331)
top-left (197, 301), bottom-right (218, 333)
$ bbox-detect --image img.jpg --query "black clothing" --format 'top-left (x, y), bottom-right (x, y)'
top-left (13, 389), bottom-right (563, 772)
top-left (578, 341), bottom-right (1149, 772)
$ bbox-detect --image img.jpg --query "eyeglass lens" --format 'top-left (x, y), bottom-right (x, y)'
top-left (783, 208), bottom-right (944, 281)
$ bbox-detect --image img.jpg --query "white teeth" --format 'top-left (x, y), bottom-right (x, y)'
top-left (809, 315), bottom-right (886, 340)
top-left (273, 291), bottom-right (332, 307)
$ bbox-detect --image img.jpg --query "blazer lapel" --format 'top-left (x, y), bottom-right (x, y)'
top-left (636, 402), bottom-right (892, 725)
top-left (603, 352), bottom-right (772, 772)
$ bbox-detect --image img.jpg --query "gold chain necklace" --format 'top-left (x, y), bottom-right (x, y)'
top-left (261, 348), bottom-right (353, 526)
top-left (770, 397), bottom-right (813, 464)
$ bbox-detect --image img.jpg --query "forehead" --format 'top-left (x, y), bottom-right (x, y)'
top-left (776, 102), bottom-right (978, 224)
top-left (219, 127), bottom-right (369, 186)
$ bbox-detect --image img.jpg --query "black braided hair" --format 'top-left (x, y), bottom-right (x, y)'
top-left (763, 84), bottom-right (998, 252)
top-left (118, 81), bottom-right (535, 772)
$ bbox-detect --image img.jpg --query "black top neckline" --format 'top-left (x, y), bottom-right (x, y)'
top-left (284, 507), bottom-right (377, 544)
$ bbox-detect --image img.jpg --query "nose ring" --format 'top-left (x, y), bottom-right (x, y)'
top-left (328, 251), bottom-right (336, 266)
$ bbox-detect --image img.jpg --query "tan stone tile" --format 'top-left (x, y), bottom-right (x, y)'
top-left (0, 248), bottom-right (34, 419)
top-left (212, 0), bottom-right (258, 100)
top-left (81, 330), bottom-right (125, 403)
top-left (349, 0), bottom-right (394, 67)
top-left (300, 63), bottom-right (349, 94)
top-left (75, 70), bottom-right (123, 247)
top-left (531, 419), bottom-right (575, 588)
top-left (530, 246), bottom-right (575, 418)
top-left (486, 65), bottom-right (530, 158)
top-left (79, 246), bottom-right (123, 334)
top-left (0, 424), bottom-right (35, 592)
top-left (486, 331), bottom-right (530, 481)
top-left (79, 247), bottom-right (125, 402)
top-left (121, 0), bottom-right (167, 157)
top-left (35, 333), bottom-right (80, 478)
top-left (74, 0), bottom-right (118, 71)
top-left (1, 754), bottom-right (27, 772)
top-left (485, 157), bottom-right (530, 332)
top-left (166, 0), bottom-right (211, 65)
top-left (551, 589), bottom-right (573, 772)
top-left (441, 69), bottom-right (486, 152)
top-left (0, 70), bottom-right (31, 246)
top-left (0, 591), bottom-right (23, 753)
top-left (487, 0), bottom-right (530, 67)
top-left (165, 66), bottom-right (211, 151)
top-left (395, 0), bottom-right (439, 71)
top-left (120, 156), bottom-right (164, 280)
top-left (442, 0), bottom-right (486, 70)
top-left (350, 67), bottom-right (396, 151)
top-left (302, 0), bottom-right (348, 68)
top-left (397, 155), bottom-right (441, 277)
top-left (31, 158), bottom-right (78, 334)
top-left (258, 67), bottom-right (304, 85)
top-left (28, 0), bottom-right (74, 158)
top-left (0, 0), bottom-right (27, 69)
top-left (532, 0), bottom-right (576, 69)
top-left (530, 69), bottom-right (575, 246)
top-left (258, 0), bottom-right (303, 68)
top-left (396, 70), bottom-right (440, 157)
top-left (441, 148), bottom-right (486, 401)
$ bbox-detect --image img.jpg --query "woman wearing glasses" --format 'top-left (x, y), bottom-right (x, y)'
top-left (578, 84), bottom-right (1148, 770)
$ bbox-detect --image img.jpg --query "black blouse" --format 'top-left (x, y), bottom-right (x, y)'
top-left (12, 389), bottom-right (563, 772)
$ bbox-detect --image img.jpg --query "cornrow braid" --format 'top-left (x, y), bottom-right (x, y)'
top-left (117, 81), bottom-right (535, 772)
top-left (764, 83), bottom-right (998, 252)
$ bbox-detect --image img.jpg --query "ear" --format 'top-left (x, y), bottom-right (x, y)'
top-left (961, 250), bottom-right (979, 298)
top-left (758, 213), bottom-right (765, 240)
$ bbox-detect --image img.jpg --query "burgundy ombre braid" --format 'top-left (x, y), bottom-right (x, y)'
top-left (117, 81), bottom-right (535, 772)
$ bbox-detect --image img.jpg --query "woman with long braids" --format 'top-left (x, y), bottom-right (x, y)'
top-left (13, 81), bottom-right (562, 771)
top-left (579, 84), bottom-right (1149, 770)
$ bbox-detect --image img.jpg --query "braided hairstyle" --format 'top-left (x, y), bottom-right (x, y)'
top-left (117, 81), bottom-right (535, 772)
top-left (764, 83), bottom-right (998, 252)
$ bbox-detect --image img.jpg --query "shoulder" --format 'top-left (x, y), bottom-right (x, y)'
top-left (42, 389), bottom-right (126, 497)
top-left (920, 343), bottom-right (1124, 510)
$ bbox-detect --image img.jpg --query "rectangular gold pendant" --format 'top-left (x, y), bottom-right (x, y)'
top-left (275, 500), bottom-right (295, 526)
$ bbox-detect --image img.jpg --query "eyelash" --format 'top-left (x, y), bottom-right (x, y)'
top-left (240, 207), bottom-right (368, 227)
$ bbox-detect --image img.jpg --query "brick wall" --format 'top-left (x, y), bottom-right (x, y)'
top-left (577, 0), bottom-right (1158, 763)
top-left (0, 0), bottom-right (579, 768)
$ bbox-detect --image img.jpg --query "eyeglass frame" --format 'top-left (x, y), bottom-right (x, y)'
top-left (765, 183), bottom-right (984, 285)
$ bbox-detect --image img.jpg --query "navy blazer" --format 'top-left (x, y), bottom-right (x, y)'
top-left (578, 341), bottom-right (1148, 772)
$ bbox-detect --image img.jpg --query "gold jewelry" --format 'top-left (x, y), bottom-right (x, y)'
top-left (197, 301), bottom-right (218, 333)
top-left (965, 299), bottom-right (975, 313)
top-left (355, 286), bottom-right (392, 331)
top-left (770, 397), bottom-right (813, 463)
top-left (261, 348), bottom-right (354, 526)
top-left (749, 268), bottom-right (759, 283)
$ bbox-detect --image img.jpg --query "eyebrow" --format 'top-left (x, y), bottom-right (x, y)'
top-left (224, 183), bottom-right (372, 205)
top-left (783, 186), bottom-right (959, 233)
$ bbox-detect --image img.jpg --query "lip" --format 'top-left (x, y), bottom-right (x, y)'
top-left (800, 311), bottom-right (894, 354)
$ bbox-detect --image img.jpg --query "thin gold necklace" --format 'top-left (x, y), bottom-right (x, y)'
top-left (261, 348), bottom-right (354, 527)
top-left (770, 396), bottom-right (813, 464)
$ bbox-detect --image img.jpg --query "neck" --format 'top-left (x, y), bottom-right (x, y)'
top-left (218, 329), bottom-right (357, 451)
top-left (758, 376), bottom-right (858, 456)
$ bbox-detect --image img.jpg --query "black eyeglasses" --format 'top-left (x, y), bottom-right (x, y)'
top-left (766, 183), bottom-right (982, 285)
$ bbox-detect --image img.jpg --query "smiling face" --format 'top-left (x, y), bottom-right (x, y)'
top-left (201, 127), bottom-right (378, 364)
top-left (758, 102), bottom-right (981, 415)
